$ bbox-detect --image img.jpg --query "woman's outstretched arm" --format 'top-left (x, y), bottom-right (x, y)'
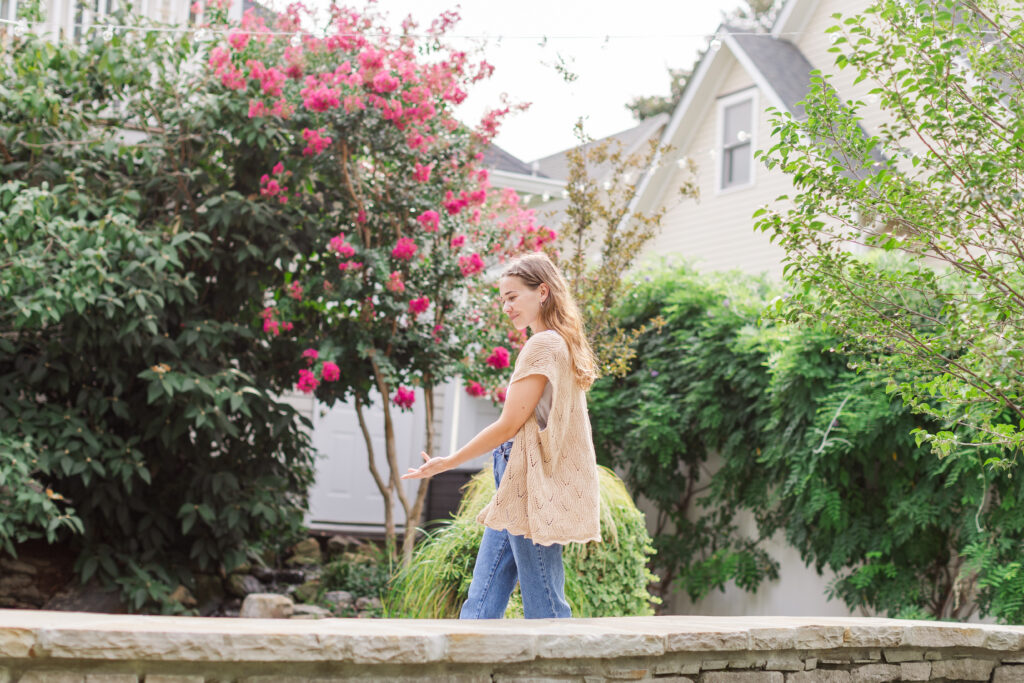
top-left (400, 373), bottom-right (546, 480)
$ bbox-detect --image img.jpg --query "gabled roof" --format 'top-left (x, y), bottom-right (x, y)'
top-left (482, 144), bottom-right (547, 177)
top-left (531, 113), bottom-right (670, 182)
top-left (725, 28), bottom-right (816, 120)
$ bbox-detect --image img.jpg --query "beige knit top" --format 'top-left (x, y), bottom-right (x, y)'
top-left (476, 330), bottom-right (602, 547)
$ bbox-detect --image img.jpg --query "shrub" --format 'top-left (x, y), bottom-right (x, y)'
top-left (385, 464), bottom-right (660, 618)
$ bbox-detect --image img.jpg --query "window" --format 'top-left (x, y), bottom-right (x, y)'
top-left (1, 0), bottom-right (16, 23)
top-left (716, 89), bottom-right (757, 193)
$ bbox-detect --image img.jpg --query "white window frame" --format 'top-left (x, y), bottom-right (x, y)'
top-left (0, 0), bottom-right (17, 24)
top-left (714, 87), bottom-right (758, 195)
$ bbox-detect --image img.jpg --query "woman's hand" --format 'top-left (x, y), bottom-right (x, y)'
top-left (400, 452), bottom-right (453, 480)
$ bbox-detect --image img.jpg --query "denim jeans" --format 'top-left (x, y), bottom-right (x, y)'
top-left (459, 439), bottom-right (572, 619)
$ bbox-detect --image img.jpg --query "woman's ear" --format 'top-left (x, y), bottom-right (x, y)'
top-left (539, 283), bottom-right (550, 303)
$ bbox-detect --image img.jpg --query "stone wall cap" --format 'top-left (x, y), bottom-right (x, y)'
top-left (0, 610), bottom-right (1021, 665)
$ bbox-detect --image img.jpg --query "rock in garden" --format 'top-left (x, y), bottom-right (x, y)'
top-left (326, 535), bottom-right (361, 557)
top-left (239, 593), bottom-right (294, 618)
top-left (285, 538), bottom-right (322, 566)
top-left (324, 590), bottom-right (354, 609)
top-left (291, 604), bottom-right (332, 619)
top-left (167, 584), bottom-right (198, 608)
top-left (226, 573), bottom-right (264, 598)
top-left (275, 568), bottom-right (307, 584)
top-left (292, 579), bottom-right (321, 603)
top-left (355, 596), bottom-right (382, 610)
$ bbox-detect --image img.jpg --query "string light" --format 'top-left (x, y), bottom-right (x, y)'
top-left (0, 17), bottom-right (807, 42)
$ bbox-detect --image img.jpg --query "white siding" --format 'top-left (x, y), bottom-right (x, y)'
top-left (641, 56), bottom-right (791, 279)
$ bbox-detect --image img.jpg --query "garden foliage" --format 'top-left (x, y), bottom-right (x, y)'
top-left (385, 464), bottom-right (660, 618)
top-left (754, 0), bottom-right (1024, 466)
top-left (589, 262), bottom-right (1024, 623)
top-left (0, 0), bottom-right (526, 608)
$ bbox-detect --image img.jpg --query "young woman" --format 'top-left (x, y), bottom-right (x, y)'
top-left (401, 252), bottom-right (602, 619)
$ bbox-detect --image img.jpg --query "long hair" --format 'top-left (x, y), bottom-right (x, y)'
top-left (502, 253), bottom-right (599, 390)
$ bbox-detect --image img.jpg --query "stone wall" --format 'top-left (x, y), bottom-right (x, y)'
top-left (0, 611), bottom-right (1022, 682)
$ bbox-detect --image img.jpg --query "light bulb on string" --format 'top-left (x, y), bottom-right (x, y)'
top-left (708, 38), bottom-right (722, 51)
top-left (195, 27), bottom-right (210, 41)
top-left (290, 33), bottom-right (302, 47)
top-left (13, 20), bottom-right (28, 36)
top-left (103, 27), bottom-right (115, 41)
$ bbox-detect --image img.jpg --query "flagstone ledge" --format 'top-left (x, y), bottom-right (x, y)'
top-left (0, 610), bottom-right (1021, 682)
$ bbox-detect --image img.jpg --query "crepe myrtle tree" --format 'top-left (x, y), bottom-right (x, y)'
top-left (226, 2), bottom-right (537, 563)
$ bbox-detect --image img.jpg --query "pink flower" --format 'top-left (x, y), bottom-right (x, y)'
top-left (416, 210), bottom-right (440, 232)
top-left (465, 381), bottom-right (486, 398)
top-left (322, 362), bottom-right (340, 382)
top-left (208, 46), bottom-right (230, 69)
top-left (459, 253), bottom-right (484, 276)
top-left (296, 369), bottom-right (319, 394)
top-left (391, 237), bottom-right (417, 260)
top-left (412, 162), bottom-right (432, 183)
top-left (301, 127), bottom-right (333, 156)
top-left (497, 386), bottom-right (507, 403)
top-left (302, 348), bottom-right (319, 365)
top-left (288, 280), bottom-right (304, 300)
top-left (450, 235), bottom-right (466, 249)
top-left (227, 30), bottom-right (250, 50)
top-left (372, 71), bottom-right (400, 93)
top-left (248, 99), bottom-right (268, 118)
top-left (386, 271), bottom-right (406, 293)
top-left (272, 161), bottom-right (285, 175)
top-left (219, 65), bottom-right (246, 91)
top-left (338, 260), bottom-right (363, 272)
top-left (393, 386), bottom-right (415, 410)
top-left (190, 1), bottom-right (202, 13)
top-left (300, 83), bottom-right (340, 112)
top-left (409, 296), bottom-right (430, 315)
top-left (329, 233), bottom-right (356, 258)
top-left (443, 190), bottom-right (469, 215)
top-left (486, 346), bottom-right (510, 369)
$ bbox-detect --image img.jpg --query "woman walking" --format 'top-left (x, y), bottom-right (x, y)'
top-left (401, 252), bottom-right (601, 619)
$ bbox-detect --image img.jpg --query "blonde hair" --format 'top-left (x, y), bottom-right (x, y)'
top-left (502, 253), bottom-right (599, 390)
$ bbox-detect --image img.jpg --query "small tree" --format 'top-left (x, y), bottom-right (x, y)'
top-left (754, 0), bottom-right (1024, 466)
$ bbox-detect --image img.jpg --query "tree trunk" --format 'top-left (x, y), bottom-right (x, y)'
top-left (355, 397), bottom-right (395, 556)
top-left (401, 381), bottom-right (435, 565)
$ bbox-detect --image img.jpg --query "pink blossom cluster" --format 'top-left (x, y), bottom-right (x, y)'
top-left (412, 162), bottom-right (432, 183)
top-left (209, 46), bottom-right (247, 91)
top-left (450, 234), bottom-right (466, 248)
top-left (227, 30), bottom-right (250, 51)
top-left (391, 237), bottom-right (418, 260)
top-left (392, 386), bottom-right (415, 410)
top-left (486, 346), bottom-right (510, 369)
top-left (328, 232), bottom-right (356, 258)
top-left (247, 60), bottom-right (287, 96)
top-left (260, 307), bottom-right (293, 336)
top-left (409, 296), bottom-right (430, 315)
top-left (260, 162), bottom-right (291, 204)
top-left (295, 357), bottom-right (341, 394)
top-left (386, 271), bottom-right (405, 293)
top-left (288, 280), bottom-right (304, 300)
top-left (337, 260), bottom-right (363, 272)
top-left (458, 253), bottom-right (484, 277)
top-left (302, 127), bottom-right (333, 156)
top-left (416, 209), bottom-right (440, 232)
top-left (297, 369), bottom-right (318, 393)
top-left (465, 380), bottom-right (486, 397)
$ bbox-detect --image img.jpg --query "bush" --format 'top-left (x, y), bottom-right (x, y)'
top-left (589, 260), bottom-right (1024, 622)
top-left (319, 545), bottom-right (394, 602)
top-left (385, 465), bottom-right (660, 618)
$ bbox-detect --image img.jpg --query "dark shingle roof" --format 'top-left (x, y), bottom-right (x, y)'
top-left (724, 28), bottom-right (816, 120)
top-left (482, 144), bottom-right (546, 177)
top-left (531, 113), bottom-right (669, 182)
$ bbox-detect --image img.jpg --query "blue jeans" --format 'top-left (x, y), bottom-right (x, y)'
top-left (459, 439), bottom-right (572, 619)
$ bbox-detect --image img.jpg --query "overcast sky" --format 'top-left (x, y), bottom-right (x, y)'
top-left (319, 0), bottom-right (750, 162)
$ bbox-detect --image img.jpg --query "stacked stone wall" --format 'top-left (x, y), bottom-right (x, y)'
top-left (0, 612), bottom-right (1022, 682)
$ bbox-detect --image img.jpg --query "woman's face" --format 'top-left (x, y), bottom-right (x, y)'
top-left (499, 275), bottom-right (548, 332)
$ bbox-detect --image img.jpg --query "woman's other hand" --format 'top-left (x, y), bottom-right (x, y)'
top-left (401, 451), bottom-right (453, 480)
